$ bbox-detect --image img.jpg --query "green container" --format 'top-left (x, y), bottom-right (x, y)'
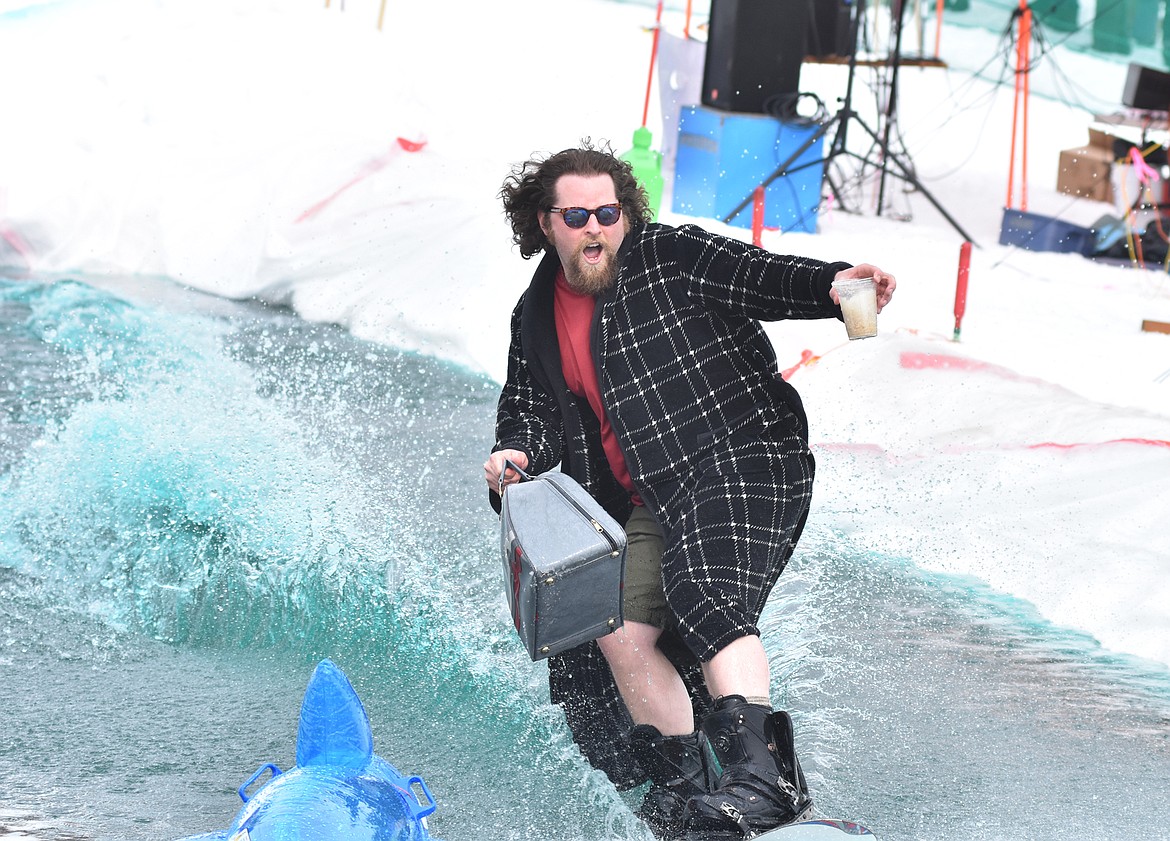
top-left (1163, 0), bottom-right (1170, 64)
top-left (1092, 0), bottom-right (1135, 54)
top-left (1132, 0), bottom-right (1158, 46)
top-left (1035, 0), bottom-right (1079, 32)
top-left (944, 0), bottom-right (970, 10)
top-left (620, 126), bottom-right (664, 222)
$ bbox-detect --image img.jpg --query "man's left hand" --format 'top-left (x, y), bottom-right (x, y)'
top-left (832, 264), bottom-right (896, 312)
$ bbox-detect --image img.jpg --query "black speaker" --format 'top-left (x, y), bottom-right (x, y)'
top-left (809, 0), bottom-right (856, 59)
top-left (702, 0), bottom-right (810, 114)
top-left (1123, 62), bottom-right (1170, 111)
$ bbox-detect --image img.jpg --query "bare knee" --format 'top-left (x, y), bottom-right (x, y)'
top-left (596, 620), bottom-right (663, 665)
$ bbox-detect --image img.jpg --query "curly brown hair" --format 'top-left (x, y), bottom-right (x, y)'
top-left (499, 140), bottom-right (652, 259)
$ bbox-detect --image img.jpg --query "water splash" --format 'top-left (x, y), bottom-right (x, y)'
top-left (3, 280), bottom-right (391, 649)
top-left (0, 276), bottom-right (649, 841)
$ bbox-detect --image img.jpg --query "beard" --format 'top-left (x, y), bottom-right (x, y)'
top-left (560, 240), bottom-right (620, 296)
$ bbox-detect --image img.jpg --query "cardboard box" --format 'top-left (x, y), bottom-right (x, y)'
top-left (1057, 129), bottom-right (1116, 203)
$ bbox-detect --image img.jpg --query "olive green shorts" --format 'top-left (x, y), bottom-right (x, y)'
top-left (623, 505), bottom-right (670, 629)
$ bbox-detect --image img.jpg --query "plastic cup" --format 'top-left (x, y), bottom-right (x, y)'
top-left (832, 277), bottom-right (878, 340)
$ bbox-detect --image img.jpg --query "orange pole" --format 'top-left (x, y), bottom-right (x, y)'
top-left (1006, 1), bottom-right (1032, 210)
top-left (1020, 4), bottom-right (1031, 210)
top-left (934, 0), bottom-right (944, 57)
top-left (641, 0), bottom-right (665, 128)
top-left (685, 0), bottom-right (693, 39)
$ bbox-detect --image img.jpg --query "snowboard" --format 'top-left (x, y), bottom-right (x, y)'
top-left (751, 818), bottom-right (875, 839)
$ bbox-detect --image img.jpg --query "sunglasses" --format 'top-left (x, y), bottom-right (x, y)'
top-left (548, 203), bottom-right (623, 229)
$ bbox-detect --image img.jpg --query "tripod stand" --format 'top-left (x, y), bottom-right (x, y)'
top-left (721, 0), bottom-right (976, 245)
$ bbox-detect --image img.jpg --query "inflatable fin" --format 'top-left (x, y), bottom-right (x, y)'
top-left (173, 659), bottom-right (435, 841)
top-left (295, 658), bottom-right (374, 769)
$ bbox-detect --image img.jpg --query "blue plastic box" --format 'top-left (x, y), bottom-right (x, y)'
top-left (672, 105), bottom-right (824, 234)
top-left (998, 208), bottom-right (1095, 256)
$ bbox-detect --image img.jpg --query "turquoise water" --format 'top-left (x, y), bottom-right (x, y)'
top-left (2, 275), bottom-right (1170, 841)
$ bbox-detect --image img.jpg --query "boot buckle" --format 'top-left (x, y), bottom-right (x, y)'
top-left (719, 801), bottom-right (751, 833)
top-left (776, 775), bottom-right (801, 801)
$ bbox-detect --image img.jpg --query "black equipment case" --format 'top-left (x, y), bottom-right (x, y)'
top-left (499, 464), bottom-right (627, 660)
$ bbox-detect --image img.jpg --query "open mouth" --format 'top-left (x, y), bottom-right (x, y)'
top-left (583, 243), bottom-right (604, 263)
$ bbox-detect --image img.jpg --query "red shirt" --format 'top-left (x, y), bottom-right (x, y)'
top-left (553, 269), bottom-right (642, 505)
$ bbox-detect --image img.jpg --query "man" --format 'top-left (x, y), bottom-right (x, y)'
top-left (484, 143), bottom-right (895, 839)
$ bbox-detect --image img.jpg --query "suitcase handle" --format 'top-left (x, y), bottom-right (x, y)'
top-left (503, 459), bottom-right (533, 486)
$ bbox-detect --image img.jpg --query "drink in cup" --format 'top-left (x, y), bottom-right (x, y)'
top-left (832, 276), bottom-right (878, 340)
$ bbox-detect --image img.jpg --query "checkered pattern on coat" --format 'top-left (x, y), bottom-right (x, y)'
top-left (491, 222), bottom-right (846, 787)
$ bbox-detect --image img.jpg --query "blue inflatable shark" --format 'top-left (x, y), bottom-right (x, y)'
top-left (177, 659), bottom-right (437, 841)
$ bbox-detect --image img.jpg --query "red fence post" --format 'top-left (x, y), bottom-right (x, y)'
top-left (752, 186), bottom-right (765, 247)
top-left (954, 240), bottom-right (972, 341)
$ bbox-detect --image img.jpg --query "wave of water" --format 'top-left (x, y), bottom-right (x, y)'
top-left (3, 278), bottom-right (397, 650)
top-left (0, 275), bottom-right (655, 840)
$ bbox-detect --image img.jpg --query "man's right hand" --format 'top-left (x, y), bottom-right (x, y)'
top-left (484, 449), bottom-right (529, 495)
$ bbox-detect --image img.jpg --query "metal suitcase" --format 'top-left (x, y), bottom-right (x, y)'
top-left (499, 464), bottom-right (626, 660)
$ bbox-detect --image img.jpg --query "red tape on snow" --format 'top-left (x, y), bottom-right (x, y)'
top-left (296, 137), bottom-right (426, 223)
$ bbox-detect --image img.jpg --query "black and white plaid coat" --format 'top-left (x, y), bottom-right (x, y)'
top-left (491, 221), bottom-right (849, 787)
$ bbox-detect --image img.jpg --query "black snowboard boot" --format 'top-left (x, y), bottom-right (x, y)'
top-left (629, 724), bottom-right (718, 839)
top-left (682, 695), bottom-right (812, 839)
